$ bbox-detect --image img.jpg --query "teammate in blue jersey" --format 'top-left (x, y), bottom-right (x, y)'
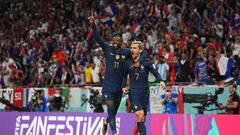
top-left (88, 15), bottom-right (148, 135)
top-left (122, 41), bottom-right (165, 135)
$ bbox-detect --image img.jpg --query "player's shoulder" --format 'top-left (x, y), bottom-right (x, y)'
top-left (141, 57), bottom-right (152, 64)
top-left (121, 48), bottom-right (130, 54)
top-left (122, 48), bottom-right (130, 51)
top-left (125, 57), bottom-right (134, 65)
top-left (126, 57), bottom-right (133, 63)
top-left (108, 45), bottom-right (115, 50)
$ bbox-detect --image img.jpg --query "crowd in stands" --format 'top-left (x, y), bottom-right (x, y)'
top-left (0, 0), bottom-right (240, 88)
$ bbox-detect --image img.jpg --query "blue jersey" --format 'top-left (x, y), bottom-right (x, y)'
top-left (38, 97), bottom-right (48, 112)
top-left (123, 57), bottom-right (162, 94)
top-left (93, 26), bottom-right (134, 93)
top-left (161, 93), bottom-right (178, 114)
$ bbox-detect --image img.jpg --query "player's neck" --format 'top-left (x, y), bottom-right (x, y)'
top-left (114, 47), bottom-right (121, 52)
top-left (133, 55), bottom-right (140, 62)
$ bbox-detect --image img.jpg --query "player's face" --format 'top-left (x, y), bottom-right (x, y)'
top-left (229, 85), bottom-right (235, 94)
top-left (181, 53), bottom-right (187, 60)
top-left (236, 36), bottom-right (240, 43)
top-left (130, 43), bottom-right (142, 59)
top-left (112, 36), bottom-right (121, 50)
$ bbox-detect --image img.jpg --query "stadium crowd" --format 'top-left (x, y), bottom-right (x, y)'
top-left (0, 0), bottom-right (240, 88)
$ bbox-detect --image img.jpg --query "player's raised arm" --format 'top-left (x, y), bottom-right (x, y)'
top-left (88, 12), bottom-right (108, 52)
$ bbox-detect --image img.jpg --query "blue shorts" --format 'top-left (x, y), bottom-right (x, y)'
top-left (102, 89), bottom-right (123, 100)
top-left (129, 93), bottom-right (149, 115)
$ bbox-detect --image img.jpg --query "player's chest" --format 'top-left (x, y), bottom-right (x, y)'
top-left (107, 50), bottom-right (127, 62)
top-left (129, 63), bottom-right (148, 74)
top-left (128, 63), bottom-right (148, 80)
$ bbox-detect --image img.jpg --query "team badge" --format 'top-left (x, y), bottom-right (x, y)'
top-left (141, 65), bottom-right (144, 70)
top-left (122, 55), bottom-right (125, 59)
top-left (116, 55), bottom-right (120, 60)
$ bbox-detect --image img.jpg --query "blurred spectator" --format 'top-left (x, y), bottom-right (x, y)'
top-left (207, 55), bottom-right (219, 83)
top-left (70, 62), bottom-right (84, 85)
top-left (36, 90), bottom-right (48, 112)
top-left (28, 89), bottom-right (48, 112)
top-left (1, 56), bottom-right (17, 87)
top-left (122, 26), bottom-right (131, 44)
top-left (99, 57), bottom-right (106, 83)
top-left (91, 63), bottom-right (100, 84)
top-left (160, 86), bottom-right (178, 114)
top-left (0, 0), bottom-right (240, 86)
top-left (231, 35), bottom-right (240, 56)
top-left (84, 62), bottom-right (92, 84)
top-left (176, 52), bottom-right (191, 82)
top-left (156, 56), bottom-right (169, 81)
top-left (49, 89), bottom-right (65, 112)
top-left (194, 56), bottom-right (211, 85)
top-left (219, 83), bottom-right (239, 114)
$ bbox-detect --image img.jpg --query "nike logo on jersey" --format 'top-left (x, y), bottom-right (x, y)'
top-left (152, 64), bottom-right (156, 69)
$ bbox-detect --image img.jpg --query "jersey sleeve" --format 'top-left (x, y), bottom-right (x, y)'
top-left (121, 61), bottom-right (129, 88)
top-left (93, 25), bottom-right (108, 53)
top-left (124, 48), bottom-right (131, 59)
top-left (139, 50), bottom-right (149, 63)
top-left (147, 59), bottom-right (162, 82)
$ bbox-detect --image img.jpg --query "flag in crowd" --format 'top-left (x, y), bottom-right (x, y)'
top-left (130, 22), bottom-right (143, 33)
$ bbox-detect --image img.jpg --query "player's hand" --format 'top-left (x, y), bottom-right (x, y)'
top-left (160, 81), bottom-right (166, 89)
top-left (166, 91), bottom-right (171, 97)
top-left (88, 11), bottom-right (95, 28)
top-left (122, 88), bottom-right (129, 93)
top-left (131, 62), bottom-right (140, 68)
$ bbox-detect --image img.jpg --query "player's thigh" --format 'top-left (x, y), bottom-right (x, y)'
top-left (135, 110), bottom-right (145, 121)
top-left (142, 95), bottom-right (149, 115)
top-left (102, 90), bottom-right (116, 100)
top-left (129, 95), bottom-right (144, 112)
top-left (116, 90), bottom-right (123, 101)
top-left (102, 90), bottom-right (122, 106)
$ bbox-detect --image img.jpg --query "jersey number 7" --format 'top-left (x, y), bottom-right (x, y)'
top-left (135, 73), bottom-right (139, 80)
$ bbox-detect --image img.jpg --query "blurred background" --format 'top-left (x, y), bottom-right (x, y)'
top-left (0, 0), bottom-right (240, 114)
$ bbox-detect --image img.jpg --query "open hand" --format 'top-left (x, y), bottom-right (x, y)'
top-left (88, 11), bottom-right (95, 28)
top-left (122, 88), bottom-right (129, 93)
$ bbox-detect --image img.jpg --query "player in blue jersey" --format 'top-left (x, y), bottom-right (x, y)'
top-left (88, 15), bottom-right (148, 135)
top-left (122, 41), bottom-right (165, 135)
